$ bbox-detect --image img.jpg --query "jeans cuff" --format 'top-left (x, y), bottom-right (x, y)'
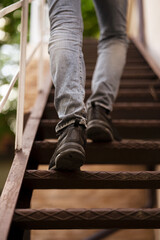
top-left (55, 118), bottom-right (87, 133)
top-left (87, 102), bottom-right (112, 112)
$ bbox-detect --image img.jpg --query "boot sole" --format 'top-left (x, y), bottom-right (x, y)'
top-left (50, 149), bottom-right (85, 171)
top-left (87, 122), bottom-right (114, 142)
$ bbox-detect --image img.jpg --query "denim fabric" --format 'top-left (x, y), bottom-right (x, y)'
top-left (87, 0), bottom-right (128, 111)
top-left (47, 0), bottom-right (128, 132)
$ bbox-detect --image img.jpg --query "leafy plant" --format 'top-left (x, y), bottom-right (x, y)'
top-left (82, 0), bottom-right (99, 37)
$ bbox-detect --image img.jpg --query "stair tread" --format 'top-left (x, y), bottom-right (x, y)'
top-left (46, 102), bottom-right (160, 107)
top-left (13, 208), bottom-right (160, 229)
top-left (40, 119), bottom-right (160, 126)
top-left (36, 119), bottom-right (160, 140)
top-left (23, 169), bottom-right (160, 189)
top-left (43, 102), bottom-right (160, 120)
top-left (31, 139), bottom-right (160, 165)
top-left (34, 138), bottom-right (160, 148)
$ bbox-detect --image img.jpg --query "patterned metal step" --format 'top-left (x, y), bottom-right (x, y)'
top-left (13, 208), bottom-right (160, 229)
top-left (85, 59), bottom-right (146, 65)
top-left (23, 170), bottom-right (160, 189)
top-left (84, 80), bottom-right (160, 90)
top-left (48, 89), bottom-right (160, 103)
top-left (86, 71), bottom-right (156, 80)
top-left (36, 119), bottom-right (160, 140)
top-left (86, 69), bottom-right (155, 76)
top-left (42, 102), bottom-right (160, 120)
top-left (86, 65), bottom-right (152, 71)
top-left (31, 139), bottom-right (160, 165)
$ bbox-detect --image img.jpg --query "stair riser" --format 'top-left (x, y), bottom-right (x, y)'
top-left (86, 73), bottom-right (156, 79)
top-left (84, 81), bottom-right (160, 90)
top-left (84, 58), bottom-right (146, 64)
top-left (86, 66), bottom-right (152, 71)
top-left (86, 69), bottom-right (155, 75)
top-left (50, 81), bottom-right (160, 90)
top-left (48, 91), bottom-right (159, 103)
top-left (30, 141), bottom-right (160, 165)
top-left (83, 52), bottom-right (144, 58)
top-left (42, 104), bottom-right (160, 120)
top-left (36, 123), bottom-right (160, 140)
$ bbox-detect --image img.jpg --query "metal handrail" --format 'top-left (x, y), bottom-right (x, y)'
top-left (0, 0), bottom-right (45, 150)
top-left (0, 1), bottom-right (23, 18)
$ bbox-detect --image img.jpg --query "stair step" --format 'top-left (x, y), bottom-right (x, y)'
top-left (43, 103), bottom-right (160, 120)
top-left (85, 63), bottom-right (151, 70)
top-left (31, 139), bottom-right (160, 165)
top-left (48, 89), bottom-right (160, 103)
top-left (86, 72), bottom-right (156, 80)
top-left (86, 65), bottom-right (152, 71)
top-left (84, 58), bottom-right (146, 64)
top-left (84, 80), bottom-right (160, 90)
top-left (86, 69), bottom-right (155, 76)
top-left (13, 208), bottom-right (160, 229)
top-left (24, 170), bottom-right (160, 189)
top-left (36, 119), bottom-right (160, 140)
top-left (84, 54), bottom-right (145, 61)
top-left (84, 50), bottom-right (144, 56)
top-left (84, 55), bottom-right (145, 61)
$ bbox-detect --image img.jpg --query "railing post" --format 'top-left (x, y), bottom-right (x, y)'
top-left (38, 0), bottom-right (45, 92)
top-left (15, 0), bottom-right (29, 150)
top-left (138, 0), bottom-right (146, 46)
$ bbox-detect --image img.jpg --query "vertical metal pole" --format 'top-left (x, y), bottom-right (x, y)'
top-left (38, 0), bottom-right (45, 92)
top-left (15, 0), bottom-right (29, 150)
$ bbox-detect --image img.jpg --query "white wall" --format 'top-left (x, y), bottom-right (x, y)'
top-left (143, 0), bottom-right (160, 68)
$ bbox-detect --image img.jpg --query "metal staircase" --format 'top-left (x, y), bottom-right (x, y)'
top-left (1, 38), bottom-right (160, 240)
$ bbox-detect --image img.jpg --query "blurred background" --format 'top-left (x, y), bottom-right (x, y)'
top-left (1, 0), bottom-right (160, 239)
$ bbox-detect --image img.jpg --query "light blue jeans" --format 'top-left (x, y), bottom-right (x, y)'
top-left (47, 0), bottom-right (128, 132)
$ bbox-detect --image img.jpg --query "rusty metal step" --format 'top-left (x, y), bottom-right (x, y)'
top-left (48, 89), bottom-right (160, 103)
top-left (30, 139), bottom-right (160, 165)
top-left (86, 65), bottom-right (153, 71)
top-left (86, 71), bottom-right (156, 80)
top-left (116, 89), bottom-right (160, 102)
top-left (86, 69), bottom-right (155, 76)
top-left (85, 63), bottom-right (150, 70)
top-left (83, 47), bottom-right (143, 54)
top-left (42, 102), bottom-right (160, 120)
top-left (84, 80), bottom-right (160, 90)
top-left (50, 77), bottom-right (160, 88)
top-left (23, 170), bottom-right (160, 189)
top-left (84, 52), bottom-right (144, 60)
top-left (84, 58), bottom-right (146, 64)
top-left (13, 208), bottom-right (160, 229)
top-left (111, 102), bottom-right (160, 119)
top-left (36, 119), bottom-right (160, 140)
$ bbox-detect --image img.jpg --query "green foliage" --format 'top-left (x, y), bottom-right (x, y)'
top-left (81, 0), bottom-right (99, 37)
top-left (0, 1), bottom-right (21, 45)
top-left (0, 110), bottom-right (15, 139)
top-left (0, 44), bottom-right (18, 145)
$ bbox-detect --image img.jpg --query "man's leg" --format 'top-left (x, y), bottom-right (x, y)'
top-left (87, 0), bottom-right (128, 142)
top-left (47, 0), bottom-right (86, 170)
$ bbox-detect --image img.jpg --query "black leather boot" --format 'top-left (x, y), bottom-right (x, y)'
top-left (49, 119), bottom-right (86, 171)
top-left (87, 102), bottom-right (121, 142)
